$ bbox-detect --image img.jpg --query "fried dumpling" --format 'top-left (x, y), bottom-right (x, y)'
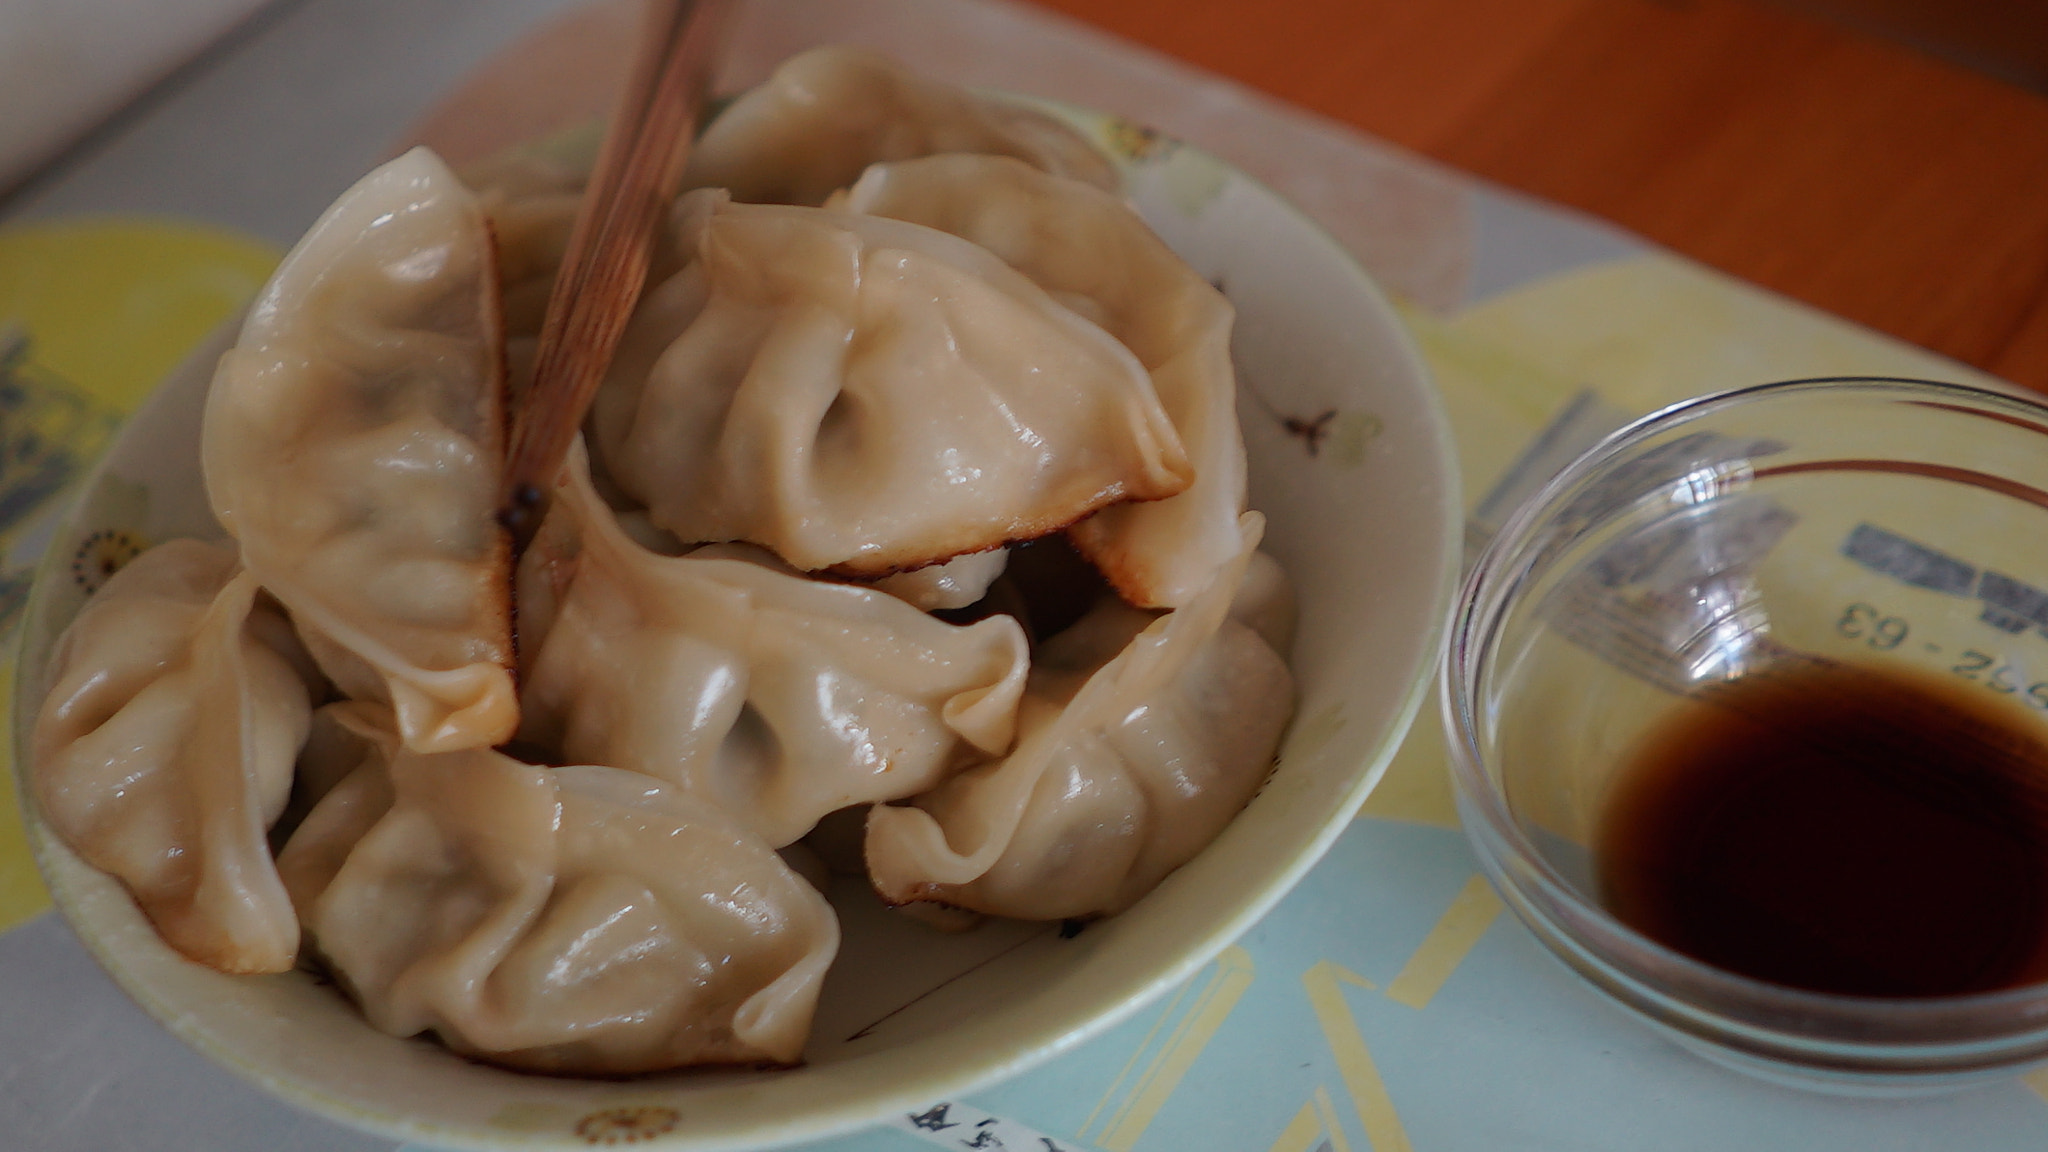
top-left (204, 146), bottom-right (515, 753)
top-left (834, 154), bottom-right (1246, 608)
top-left (31, 539), bottom-right (319, 974)
top-left (864, 514), bottom-right (1295, 920)
top-left (457, 136), bottom-right (685, 394)
top-left (684, 45), bottom-right (1119, 208)
top-left (274, 701), bottom-right (401, 897)
top-left (458, 141), bottom-right (589, 342)
top-left (479, 184), bottom-right (579, 350)
top-left (870, 548), bottom-right (1010, 611)
top-left (277, 715), bottom-right (839, 1073)
top-left (590, 189), bottom-right (1192, 577)
top-left (515, 443), bottom-right (1032, 848)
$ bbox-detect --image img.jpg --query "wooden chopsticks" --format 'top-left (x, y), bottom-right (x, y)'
top-left (499, 0), bottom-right (734, 542)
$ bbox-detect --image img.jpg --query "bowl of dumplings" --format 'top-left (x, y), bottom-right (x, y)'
top-left (11, 47), bottom-right (1457, 1151)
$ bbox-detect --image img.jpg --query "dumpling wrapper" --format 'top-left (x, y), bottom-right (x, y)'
top-left (870, 548), bottom-right (1010, 612)
top-left (278, 708), bottom-right (838, 1074)
top-left (457, 137), bottom-right (683, 395)
top-left (516, 442), bottom-right (1032, 848)
top-left (458, 142), bottom-right (587, 341)
top-left (32, 539), bottom-right (319, 974)
top-left (683, 44), bottom-right (1119, 208)
top-left (865, 514), bottom-right (1296, 920)
top-left (204, 145), bottom-right (515, 753)
top-left (834, 154), bottom-right (1246, 608)
top-left (591, 189), bottom-right (1191, 577)
top-left (481, 184), bottom-right (579, 350)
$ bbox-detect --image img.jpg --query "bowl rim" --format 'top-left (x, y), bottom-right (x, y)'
top-left (9, 106), bottom-right (1461, 1149)
top-left (1442, 374), bottom-right (2048, 1071)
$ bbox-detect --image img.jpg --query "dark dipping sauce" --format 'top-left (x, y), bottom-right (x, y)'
top-left (1595, 660), bottom-right (2048, 998)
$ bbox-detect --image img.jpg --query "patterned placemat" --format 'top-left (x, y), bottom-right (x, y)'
top-left (1, 1), bottom-right (2040, 1149)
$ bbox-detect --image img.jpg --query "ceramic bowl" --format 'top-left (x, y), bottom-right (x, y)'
top-left (10, 105), bottom-right (1459, 1150)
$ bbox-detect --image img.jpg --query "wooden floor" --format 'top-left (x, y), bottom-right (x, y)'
top-left (1026, 0), bottom-right (2048, 391)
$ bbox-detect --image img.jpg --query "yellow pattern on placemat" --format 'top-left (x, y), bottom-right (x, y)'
top-left (1301, 961), bottom-right (1409, 1152)
top-left (1408, 252), bottom-right (2010, 512)
top-left (0, 218), bottom-right (279, 935)
top-left (1357, 705), bottom-right (1458, 829)
top-left (1077, 965), bottom-right (1202, 1140)
top-left (0, 660), bottom-right (37, 932)
top-left (1089, 945), bottom-right (1256, 1152)
top-left (1267, 1085), bottom-right (1353, 1152)
top-left (0, 219), bottom-right (276, 409)
top-left (1384, 874), bottom-right (1503, 1010)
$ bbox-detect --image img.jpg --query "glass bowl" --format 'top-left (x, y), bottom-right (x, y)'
top-left (1444, 376), bottom-right (2048, 1094)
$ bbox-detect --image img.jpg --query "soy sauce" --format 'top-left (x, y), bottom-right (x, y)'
top-left (1596, 660), bottom-right (2048, 998)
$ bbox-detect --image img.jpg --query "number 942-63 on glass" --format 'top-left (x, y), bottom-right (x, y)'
top-left (1836, 601), bottom-right (2048, 709)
